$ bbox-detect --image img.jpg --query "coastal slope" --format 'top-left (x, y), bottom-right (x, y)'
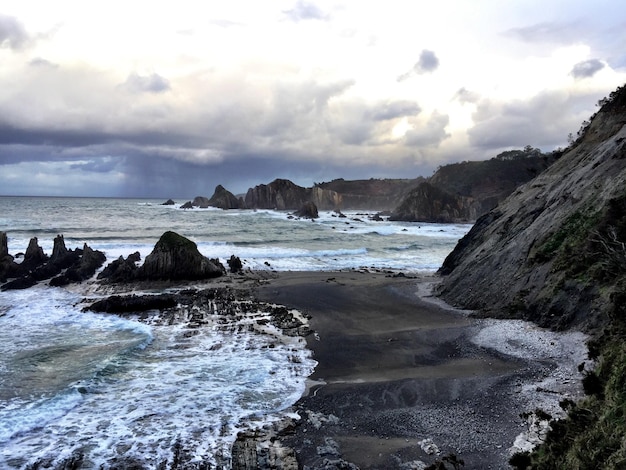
top-left (437, 84), bottom-right (626, 468)
top-left (437, 85), bottom-right (626, 331)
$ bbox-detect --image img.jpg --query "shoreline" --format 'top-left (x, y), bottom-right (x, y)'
top-left (246, 269), bottom-right (587, 469)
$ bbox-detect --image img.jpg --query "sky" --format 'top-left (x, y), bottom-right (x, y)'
top-left (1, 1), bottom-right (625, 198)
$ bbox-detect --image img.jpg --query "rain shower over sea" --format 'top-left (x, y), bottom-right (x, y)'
top-left (0, 197), bottom-right (471, 469)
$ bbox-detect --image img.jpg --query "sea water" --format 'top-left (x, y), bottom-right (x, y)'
top-left (0, 196), bottom-right (471, 468)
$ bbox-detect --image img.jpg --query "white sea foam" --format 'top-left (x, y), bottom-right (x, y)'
top-left (0, 286), bottom-right (316, 469)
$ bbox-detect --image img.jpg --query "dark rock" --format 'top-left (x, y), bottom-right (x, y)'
top-left (191, 196), bottom-right (210, 208)
top-left (180, 201), bottom-right (193, 209)
top-left (294, 201), bottom-right (319, 219)
top-left (98, 252), bottom-right (141, 282)
top-left (137, 231), bottom-right (224, 281)
top-left (86, 293), bottom-right (178, 314)
top-left (227, 255), bottom-right (243, 273)
top-left (0, 232), bottom-right (19, 282)
top-left (1, 274), bottom-right (37, 290)
top-left (0, 232), bottom-right (8, 259)
top-left (49, 244), bottom-right (106, 287)
top-left (162, 199), bottom-right (176, 205)
top-left (208, 185), bottom-right (246, 209)
top-left (22, 237), bottom-right (48, 270)
top-left (2, 235), bottom-right (105, 290)
top-left (245, 179), bottom-right (340, 211)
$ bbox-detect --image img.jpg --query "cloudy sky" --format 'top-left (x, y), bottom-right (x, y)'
top-left (1, 1), bottom-right (625, 197)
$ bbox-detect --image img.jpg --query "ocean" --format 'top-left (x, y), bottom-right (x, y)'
top-left (0, 196), bottom-right (471, 469)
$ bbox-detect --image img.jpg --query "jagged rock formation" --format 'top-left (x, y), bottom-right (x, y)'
top-left (208, 185), bottom-right (246, 209)
top-left (437, 84), bottom-right (626, 332)
top-left (244, 179), bottom-right (341, 211)
top-left (391, 148), bottom-right (557, 223)
top-left (1, 234), bottom-right (106, 290)
top-left (161, 199), bottom-right (176, 205)
top-left (316, 177), bottom-right (423, 211)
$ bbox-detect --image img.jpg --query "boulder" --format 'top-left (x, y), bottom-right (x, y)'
top-left (162, 199), bottom-right (176, 205)
top-left (180, 201), bottom-right (193, 209)
top-left (137, 231), bottom-right (224, 281)
top-left (294, 201), bottom-right (319, 219)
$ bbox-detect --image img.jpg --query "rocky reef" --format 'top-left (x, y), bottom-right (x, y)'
top-left (0, 233), bottom-right (106, 290)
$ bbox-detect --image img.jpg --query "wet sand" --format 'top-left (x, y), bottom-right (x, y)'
top-left (253, 270), bottom-right (585, 469)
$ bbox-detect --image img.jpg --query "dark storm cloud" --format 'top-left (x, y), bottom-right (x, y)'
top-left (121, 73), bottom-right (171, 94)
top-left (397, 49), bottom-right (440, 81)
top-left (570, 59), bottom-right (605, 79)
top-left (0, 14), bottom-right (29, 50)
top-left (283, 1), bottom-right (330, 22)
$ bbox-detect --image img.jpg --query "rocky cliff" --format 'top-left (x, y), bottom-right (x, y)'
top-left (208, 185), bottom-right (246, 209)
top-left (315, 177), bottom-right (423, 211)
top-left (438, 84), bottom-right (626, 331)
top-left (244, 179), bottom-right (341, 211)
top-left (391, 148), bottom-right (557, 223)
top-left (438, 84), bottom-right (626, 470)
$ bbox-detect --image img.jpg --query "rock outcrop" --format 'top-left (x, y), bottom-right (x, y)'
top-left (137, 231), bottom-right (224, 281)
top-left (390, 181), bottom-right (478, 223)
top-left (191, 196), bottom-right (210, 208)
top-left (437, 84), bottom-right (626, 332)
top-left (1, 234), bottom-right (106, 290)
top-left (244, 179), bottom-right (341, 211)
top-left (391, 148), bottom-right (557, 223)
top-left (315, 177), bottom-right (423, 211)
top-left (208, 185), bottom-right (246, 209)
top-left (294, 201), bottom-right (319, 219)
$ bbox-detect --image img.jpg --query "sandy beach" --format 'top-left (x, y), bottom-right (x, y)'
top-left (250, 270), bottom-right (587, 469)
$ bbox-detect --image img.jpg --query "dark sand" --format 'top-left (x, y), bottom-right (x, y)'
top-left (253, 270), bottom-right (561, 469)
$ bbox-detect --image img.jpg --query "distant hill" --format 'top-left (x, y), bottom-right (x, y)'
top-left (390, 147), bottom-right (558, 223)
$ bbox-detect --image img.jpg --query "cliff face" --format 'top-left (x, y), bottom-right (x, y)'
top-left (437, 85), bottom-right (626, 331)
top-left (391, 150), bottom-right (557, 223)
top-left (316, 178), bottom-right (423, 211)
top-left (244, 179), bottom-right (341, 211)
top-left (390, 181), bottom-right (479, 223)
